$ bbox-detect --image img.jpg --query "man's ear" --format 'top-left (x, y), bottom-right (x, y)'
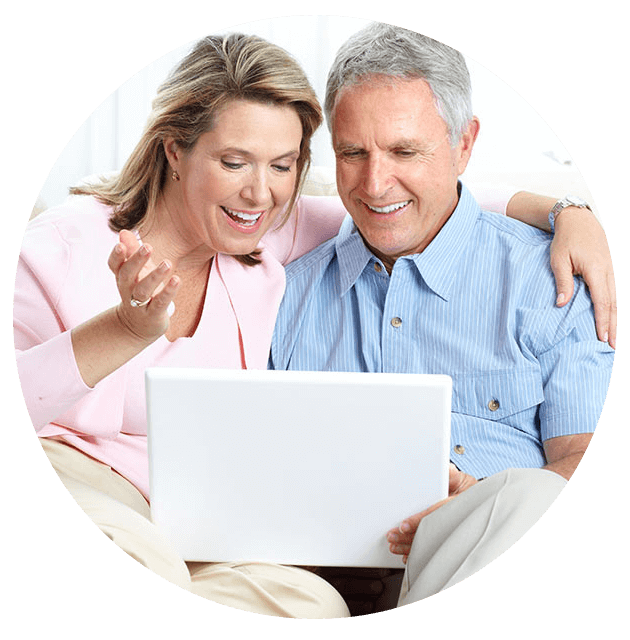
top-left (456, 116), bottom-right (480, 175)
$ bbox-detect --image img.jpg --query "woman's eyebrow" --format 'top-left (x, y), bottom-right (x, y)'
top-left (220, 147), bottom-right (300, 161)
top-left (273, 150), bottom-right (300, 161)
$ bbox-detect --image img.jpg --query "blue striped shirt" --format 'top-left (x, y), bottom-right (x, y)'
top-left (270, 184), bottom-right (614, 478)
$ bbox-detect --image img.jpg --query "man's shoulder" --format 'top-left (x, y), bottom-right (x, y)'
top-left (284, 234), bottom-right (338, 285)
top-left (477, 208), bottom-right (550, 248)
top-left (279, 235), bottom-right (340, 322)
top-left (462, 207), bottom-right (562, 304)
top-left (272, 236), bottom-right (341, 369)
top-left (473, 208), bottom-right (556, 285)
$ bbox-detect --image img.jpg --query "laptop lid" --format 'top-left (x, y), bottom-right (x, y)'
top-left (146, 368), bottom-right (451, 568)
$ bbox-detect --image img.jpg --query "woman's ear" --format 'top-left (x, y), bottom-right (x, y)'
top-left (163, 137), bottom-right (180, 170)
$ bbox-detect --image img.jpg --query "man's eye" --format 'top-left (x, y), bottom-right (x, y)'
top-left (222, 160), bottom-right (244, 170)
top-left (339, 150), bottom-right (364, 160)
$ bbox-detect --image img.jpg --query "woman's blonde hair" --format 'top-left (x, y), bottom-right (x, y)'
top-left (71, 33), bottom-right (323, 265)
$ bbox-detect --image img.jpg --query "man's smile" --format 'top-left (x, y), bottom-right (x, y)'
top-left (364, 200), bottom-right (411, 214)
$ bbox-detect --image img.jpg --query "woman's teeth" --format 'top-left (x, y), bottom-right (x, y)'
top-left (222, 206), bottom-right (263, 226)
top-left (367, 201), bottom-right (411, 214)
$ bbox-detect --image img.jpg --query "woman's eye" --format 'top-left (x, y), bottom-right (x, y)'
top-left (273, 164), bottom-right (292, 173)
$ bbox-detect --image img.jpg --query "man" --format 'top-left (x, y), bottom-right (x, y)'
top-left (270, 23), bottom-right (614, 608)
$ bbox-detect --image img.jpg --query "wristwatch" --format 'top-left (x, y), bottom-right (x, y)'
top-left (548, 194), bottom-right (592, 232)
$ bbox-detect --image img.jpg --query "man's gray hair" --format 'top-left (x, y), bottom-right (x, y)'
top-left (325, 22), bottom-right (473, 145)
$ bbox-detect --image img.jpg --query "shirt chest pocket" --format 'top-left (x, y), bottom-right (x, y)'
top-left (451, 368), bottom-right (544, 422)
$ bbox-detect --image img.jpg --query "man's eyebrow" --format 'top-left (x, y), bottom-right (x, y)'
top-left (388, 139), bottom-right (432, 151)
top-left (390, 139), bottom-right (443, 157)
top-left (333, 143), bottom-right (367, 155)
top-left (334, 139), bottom-right (433, 153)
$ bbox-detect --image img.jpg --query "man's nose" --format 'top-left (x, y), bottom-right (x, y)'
top-left (361, 155), bottom-right (393, 199)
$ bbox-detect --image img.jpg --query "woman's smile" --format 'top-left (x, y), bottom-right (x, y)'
top-left (220, 205), bottom-right (267, 233)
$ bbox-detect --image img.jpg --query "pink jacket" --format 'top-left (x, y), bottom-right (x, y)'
top-left (14, 187), bottom-right (511, 499)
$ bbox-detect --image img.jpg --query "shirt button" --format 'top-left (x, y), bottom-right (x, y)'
top-left (454, 444), bottom-right (465, 455)
top-left (390, 317), bottom-right (403, 328)
top-left (488, 399), bottom-right (500, 411)
top-left (374, 263), bottom-right (382, 272)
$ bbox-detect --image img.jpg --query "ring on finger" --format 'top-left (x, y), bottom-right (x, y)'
top-left (130, 296), bottom-right (151, 308)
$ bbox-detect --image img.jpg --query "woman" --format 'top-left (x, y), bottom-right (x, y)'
top-left (14, 33), bottom-right (615, 618)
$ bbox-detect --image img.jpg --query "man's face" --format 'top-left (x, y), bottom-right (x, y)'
top-left (332, 77), bottom-right (478, 271)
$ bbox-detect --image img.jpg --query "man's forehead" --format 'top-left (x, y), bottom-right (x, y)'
top-left (332, 77), bottom-right (448, 146)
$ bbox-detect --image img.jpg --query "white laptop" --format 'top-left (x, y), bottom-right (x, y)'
top-left (145, 368), bottom-right (451, 568)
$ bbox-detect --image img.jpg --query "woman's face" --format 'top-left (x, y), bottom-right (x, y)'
top-left (167, 99), bottom-right (303, 257)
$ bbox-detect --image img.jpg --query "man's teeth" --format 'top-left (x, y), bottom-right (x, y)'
top-left (223, 207), bottom-right (263, 225)
top-left (366, 201), bottom-right (411, 214)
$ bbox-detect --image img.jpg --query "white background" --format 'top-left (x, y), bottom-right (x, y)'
top-left (37, 15), bottom-right (583, 210)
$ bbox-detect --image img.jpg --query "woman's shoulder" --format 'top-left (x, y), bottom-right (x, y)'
top-left (262, 195), bottom-right (348, 265)
top-left (18, 195), bottom-right (121, 320)
top-left (26, 195), bottom-right (114, 241)
top-left (21, 195), bottom-right (117, 283)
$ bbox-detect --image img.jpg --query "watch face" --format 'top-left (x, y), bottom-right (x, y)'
top-left (566, 195), bottom-right (587, 207)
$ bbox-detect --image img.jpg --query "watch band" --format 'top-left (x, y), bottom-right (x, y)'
top-left (548, 195), bottom-right (592, 232)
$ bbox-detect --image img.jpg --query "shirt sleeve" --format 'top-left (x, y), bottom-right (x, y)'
top-left (533, 280), bottom-right (614, 441)
top-left (14, 215), bottom-right (127, 437)
top-left (14, 242), bottom-right (95, 430)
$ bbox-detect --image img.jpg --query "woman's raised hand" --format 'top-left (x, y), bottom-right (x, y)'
top-left (69, 232), bottom-right (180, 389)
top-left (108, 230), bottom-right (180, 343)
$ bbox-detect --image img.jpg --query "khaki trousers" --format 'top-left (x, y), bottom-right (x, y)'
top-left (399, 467), bottom-right (567, 606)
top-left (41, 438), bottom-right (350, 618)
top-left (43, 438), bottom-right (565, 615)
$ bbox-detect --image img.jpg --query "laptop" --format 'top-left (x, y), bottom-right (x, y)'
top-left (145, 368), bottom-right (451, 568)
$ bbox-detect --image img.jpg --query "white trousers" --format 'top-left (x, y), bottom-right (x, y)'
top-left (399, 467), bottom-right (567, 606)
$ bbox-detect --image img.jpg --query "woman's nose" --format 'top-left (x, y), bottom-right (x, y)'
top-left (241, 169), bottom-right (270, 204)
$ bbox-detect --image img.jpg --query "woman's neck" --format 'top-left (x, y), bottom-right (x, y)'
top-left (137, 188), bottom-right (215, 277)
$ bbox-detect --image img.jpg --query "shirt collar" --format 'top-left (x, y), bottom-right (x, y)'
top-left (336, 214), bottom-right (376, 296)
top-left (335, 183), bottom-right (481, 300)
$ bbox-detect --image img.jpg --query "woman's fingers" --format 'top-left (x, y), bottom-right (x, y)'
top-left (149, 276), bottom-right (180, 313)
top-left (107, 242), bottom-right (127, 273)
top-left (119, 229), bottom-right (142, 254)
top-left (129, 259), bottom-right (173, 306)
top-left (108, 233), bottom-right (180, 341)
top-left (115, 243), bottom-right (156, 295)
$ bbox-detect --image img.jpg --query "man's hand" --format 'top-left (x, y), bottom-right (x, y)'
top-left (386, 464), bottom-right (477, 564)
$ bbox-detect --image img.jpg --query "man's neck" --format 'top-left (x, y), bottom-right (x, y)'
top-left (364, 185), bottom-right (462, 275)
